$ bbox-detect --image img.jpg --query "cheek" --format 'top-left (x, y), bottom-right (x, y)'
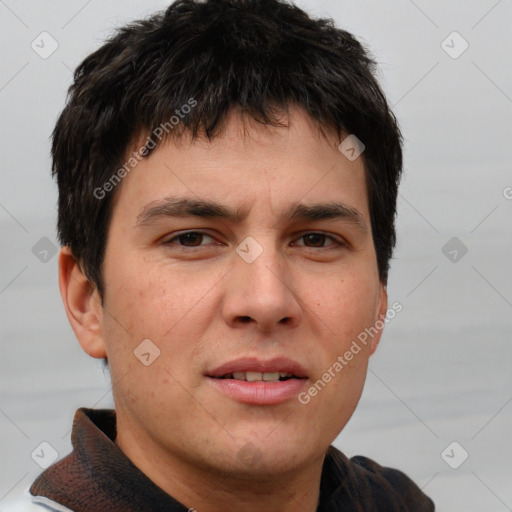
top-left (104, 256), bottom-right (191, 336)
top-left (101, 259), bottom-right (215, 376)
top-left (308, 270), bottom-right (380, 344)
top-left (100, 266), bottom-right (206, 421)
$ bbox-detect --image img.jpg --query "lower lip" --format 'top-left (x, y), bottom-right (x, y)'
top-left (207, 377), bottom-right (308, 405)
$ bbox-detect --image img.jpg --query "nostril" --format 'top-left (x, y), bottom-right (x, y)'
top-left (240, 316), bottom-right (251, 323)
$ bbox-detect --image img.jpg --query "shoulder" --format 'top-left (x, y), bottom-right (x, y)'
top-left (322, 446), bottom-right (434, 511)
top-left (348, 454), bottom-right (435, 511)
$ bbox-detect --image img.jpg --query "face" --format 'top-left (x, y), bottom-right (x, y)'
top-left (74, 107), bottom-right (387, 478)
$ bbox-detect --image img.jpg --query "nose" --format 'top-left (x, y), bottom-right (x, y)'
top-left (220, 239), bottom-right (303, 334)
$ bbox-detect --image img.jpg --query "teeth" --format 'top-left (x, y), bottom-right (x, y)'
top-left (229, 371), bottom-right (294, 382)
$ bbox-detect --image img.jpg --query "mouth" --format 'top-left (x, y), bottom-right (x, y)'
top-left (206, 357), bottom-right (309, 405)
top-left (213, 371), bottom-right (303, 382)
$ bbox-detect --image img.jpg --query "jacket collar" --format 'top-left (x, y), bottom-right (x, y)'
top-left (30, 407), bottom-right (434, 511)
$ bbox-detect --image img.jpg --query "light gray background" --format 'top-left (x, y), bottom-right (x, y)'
top-left (1, 1), bottom-right (511, 510)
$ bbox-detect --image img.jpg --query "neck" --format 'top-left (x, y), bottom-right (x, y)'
top-left (115, 420), bottom-right (325, 512)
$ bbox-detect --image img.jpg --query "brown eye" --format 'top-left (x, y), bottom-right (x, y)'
top-left (293, 232), bottom-right (342, 248)
top-left (177, 232), bottom-right (204, 247)
top-left (163, 231), bottom-right (216, 247)
top-left (303, 234), bottom-right (327, 247)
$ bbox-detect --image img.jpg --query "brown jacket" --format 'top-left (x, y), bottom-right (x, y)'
top-left (30, 408), bottom-right (435, 511)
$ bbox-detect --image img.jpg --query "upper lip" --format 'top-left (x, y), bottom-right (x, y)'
top-left (207, 357), bottom-right (308, 378)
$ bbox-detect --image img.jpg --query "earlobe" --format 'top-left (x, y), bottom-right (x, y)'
top-left (58, 247), bottom-right (107, 359)
top-left (369, 284), bottom-right (388, 356)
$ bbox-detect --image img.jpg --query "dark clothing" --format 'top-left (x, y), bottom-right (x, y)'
top-left (30, 408), bottom-right (435, 511)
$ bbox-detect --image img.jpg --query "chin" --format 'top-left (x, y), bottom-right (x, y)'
top-left (217, 449), bottom-right (314, 481)
top-left (222, 432), bottom-right (321, 477)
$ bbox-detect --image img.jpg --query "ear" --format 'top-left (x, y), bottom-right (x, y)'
top-left (58, 246), bottom-right (107, 359)
top-left (369, 283), bottom-right (388, 356)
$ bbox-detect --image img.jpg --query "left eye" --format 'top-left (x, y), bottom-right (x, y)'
top-left (292, 233), bottom-right (340, 248)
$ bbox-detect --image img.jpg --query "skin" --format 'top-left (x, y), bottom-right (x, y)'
top-left (59, 106), bottom-right (388, 512)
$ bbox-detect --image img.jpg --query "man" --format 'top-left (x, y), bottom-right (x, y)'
top-left (18, 0), bottom-right (434, 510)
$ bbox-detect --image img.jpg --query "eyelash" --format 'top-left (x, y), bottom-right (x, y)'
top-left (161, 231), bottom-right (345, 250)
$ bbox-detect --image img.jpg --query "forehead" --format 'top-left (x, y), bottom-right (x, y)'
top-left (111, 107), bottom-right (370, 225)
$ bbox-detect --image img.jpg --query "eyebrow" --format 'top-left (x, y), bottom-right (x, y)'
top-left (136, 197), bottom-right (368, 234)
